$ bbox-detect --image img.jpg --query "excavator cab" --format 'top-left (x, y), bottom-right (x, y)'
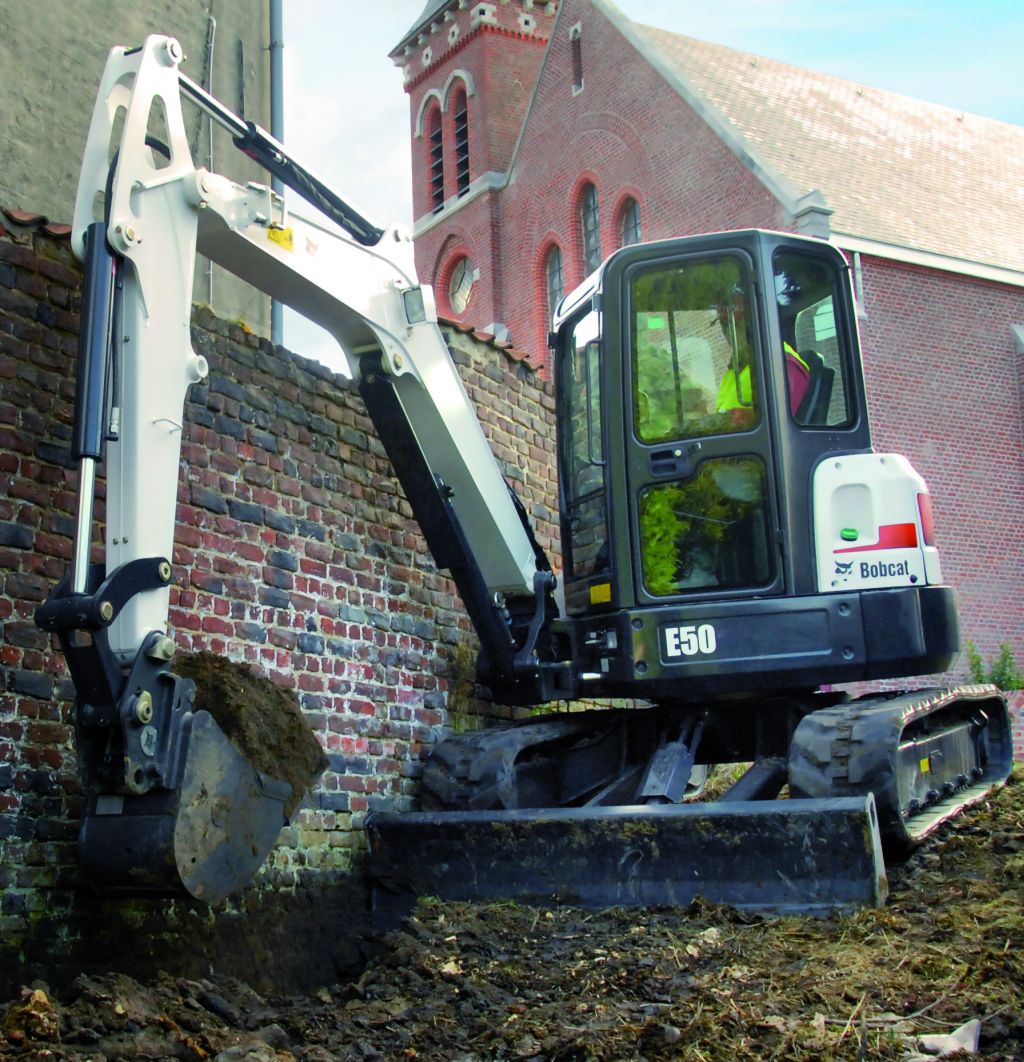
top-left (552, 230), bottom-right (960, 701)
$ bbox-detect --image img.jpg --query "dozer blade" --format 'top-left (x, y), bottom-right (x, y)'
top-left (366, 796), bottom-right (887, 917)
top-left (79, 711), bottom-right (291, 903)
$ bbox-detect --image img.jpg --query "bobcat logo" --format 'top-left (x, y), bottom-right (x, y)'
top-left (834, 560), bottom-right (854, 577)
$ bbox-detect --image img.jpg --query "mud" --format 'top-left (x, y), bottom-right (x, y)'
top-left (3, 775), bottom-right (1022, 1060)
top-left (174, 652), bottom-right (329, 818)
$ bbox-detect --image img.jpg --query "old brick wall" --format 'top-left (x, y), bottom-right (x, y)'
top-left (0, 221), bottom-right (558, 989)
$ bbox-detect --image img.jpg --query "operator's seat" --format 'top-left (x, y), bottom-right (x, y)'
top-left (791, 349), bottom-right (834, 425)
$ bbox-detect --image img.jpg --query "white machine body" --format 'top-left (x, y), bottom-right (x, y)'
top-left (813, 452), bottom-right (943, 593)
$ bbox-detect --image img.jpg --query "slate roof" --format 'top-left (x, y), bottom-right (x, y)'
top-left (620, 17), bottom-right (1024, 277)
top-left (394, 0), bottom-right (453, 53)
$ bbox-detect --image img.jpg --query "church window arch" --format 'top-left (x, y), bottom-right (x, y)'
top-left (619, 197), bottom-right (642, 247)
top-left (570, 24), bottom-right (584, 93)
top-left (426, 104), bottom-right (445, 213)
top-left (545, 244), bottom-right (564, 323)
top-left (452, 86), bottom-right (470, 197)
top-left (445, 254), bottom-right (476, 315)
top-left (579, 182), bottom-right (601, 275)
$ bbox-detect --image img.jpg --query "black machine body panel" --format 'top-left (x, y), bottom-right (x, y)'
top-left (568, 584), bottom-right (959, 701)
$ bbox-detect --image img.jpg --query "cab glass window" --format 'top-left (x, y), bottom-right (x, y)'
top-left (639, 457), bottom-right (773, 595)
top-left (631, 254), bottom-right (759, 443)
top-left (560, 309), bottom-right (609, 578)
top-left (773, 250), bottom-right (853, 426)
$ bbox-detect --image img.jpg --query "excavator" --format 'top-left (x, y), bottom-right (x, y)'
top-left (35, 36), bottom-right (1012, 910)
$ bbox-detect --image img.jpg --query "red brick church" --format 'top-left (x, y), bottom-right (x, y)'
top-left (388, 0), bottom-right (1024, 677)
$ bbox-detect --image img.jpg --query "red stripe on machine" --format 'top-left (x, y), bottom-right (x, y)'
top-left (836, 522), bottom-right (918, 554)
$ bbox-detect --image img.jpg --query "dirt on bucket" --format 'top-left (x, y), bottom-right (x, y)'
top-left (174, 652), bottom-right (328, 819)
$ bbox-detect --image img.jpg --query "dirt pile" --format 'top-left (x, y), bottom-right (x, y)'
top-left (2, 775), bottom-right (1022, 1060)
top-left (175, 652), bottom-right (329, 818)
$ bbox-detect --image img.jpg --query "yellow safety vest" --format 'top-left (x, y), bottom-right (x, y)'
top-left (716, 365), bottom-right (752, 411)
top-left (716, 345), bottom-right (808, 412)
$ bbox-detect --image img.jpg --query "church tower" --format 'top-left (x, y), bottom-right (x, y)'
top-left (389, 1), bottom-right (559, 339)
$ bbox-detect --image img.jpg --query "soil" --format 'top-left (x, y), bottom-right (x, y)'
top-left (3, 775), bottom-right (1022, 1061)
top-left (174, 652), bottom-right (329, 819)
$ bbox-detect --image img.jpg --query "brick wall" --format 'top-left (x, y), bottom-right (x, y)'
top-left (1011, 692), bottom-right (1024, 763)
top-left (856, 254), bottom-right (1024, 680)
top-left (0, 221), bottom-right (557, 990)
top-left (401, 2), bottom-right (553, 222)
top-left (411, 0), bottom-right (787, 356)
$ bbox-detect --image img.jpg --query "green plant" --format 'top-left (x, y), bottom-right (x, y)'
top-left (638, 458), bottom-right (761, 595)
top-left (964, 640), bottom-right (1024, 690)
top-left (445, 639), bottom-right (483, 732)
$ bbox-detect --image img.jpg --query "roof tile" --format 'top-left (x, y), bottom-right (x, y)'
top-left (631, 25), bottom-right (1024, 273)
top-left (1, 207), bottom-right (72, 238)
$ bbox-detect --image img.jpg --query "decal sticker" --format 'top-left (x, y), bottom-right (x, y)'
top-left (835, 522), bottom-right (918, 553)
top-left (267, 226), bottom-right (294, 252)
top-left (664, 623), bottom-right (717, 658)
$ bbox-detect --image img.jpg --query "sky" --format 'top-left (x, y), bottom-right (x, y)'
top-left (281, 0), bottom-right (1024, 366)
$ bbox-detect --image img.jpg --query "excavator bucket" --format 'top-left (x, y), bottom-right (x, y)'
top-left (366, 795), bottom-right (887, 918)
top-left (78, 711), bottom-right (291, 904)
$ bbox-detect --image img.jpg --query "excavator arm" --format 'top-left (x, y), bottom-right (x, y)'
top-left (36, 35), bottom-right (565, 900)
top-left (71, 34), bottom-right (557, 676)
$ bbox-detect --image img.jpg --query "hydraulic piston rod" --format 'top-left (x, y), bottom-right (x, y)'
top-left (70, 222), bottom-right (119, 594)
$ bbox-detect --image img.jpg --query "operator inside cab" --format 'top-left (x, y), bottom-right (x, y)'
top-left (713, 299), bottom-right (756, 429)
top-left (715, 299), bottom-right (812, 425)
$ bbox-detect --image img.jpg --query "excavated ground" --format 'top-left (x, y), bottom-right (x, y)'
top-left (3, 774), bottom-right (1022, 1061)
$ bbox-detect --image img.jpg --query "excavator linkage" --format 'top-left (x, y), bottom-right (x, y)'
top-left (33, 575), bottom-right (294, 901)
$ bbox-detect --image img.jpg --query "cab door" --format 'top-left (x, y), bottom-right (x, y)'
top-left (556, 303), bottom-right (614, 612)
top-left (619, 246), bottom-right (783, 607)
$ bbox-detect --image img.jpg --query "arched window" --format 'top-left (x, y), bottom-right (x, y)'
top-left (579, 183), bottom-right (601, 275)
top-left (620, 198), bottom-right (642, 247)
top-left (545, 245), bottom-right (564, 322)
top-left (570, 25), bottom-right (583, 92)
top-left (428, 106), bottom-right (444, 213)
top-left (453, 89), bottom-right (470, 197)
top-left (448, 256), bottom-right (475, 314)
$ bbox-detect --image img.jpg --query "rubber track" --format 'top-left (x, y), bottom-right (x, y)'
top-left (421, 686), bottom-right (1013, 856)
top-left (419, 711), bottom-right (629, 811)
top-left (789, 685), bottom-right (1013, 855)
